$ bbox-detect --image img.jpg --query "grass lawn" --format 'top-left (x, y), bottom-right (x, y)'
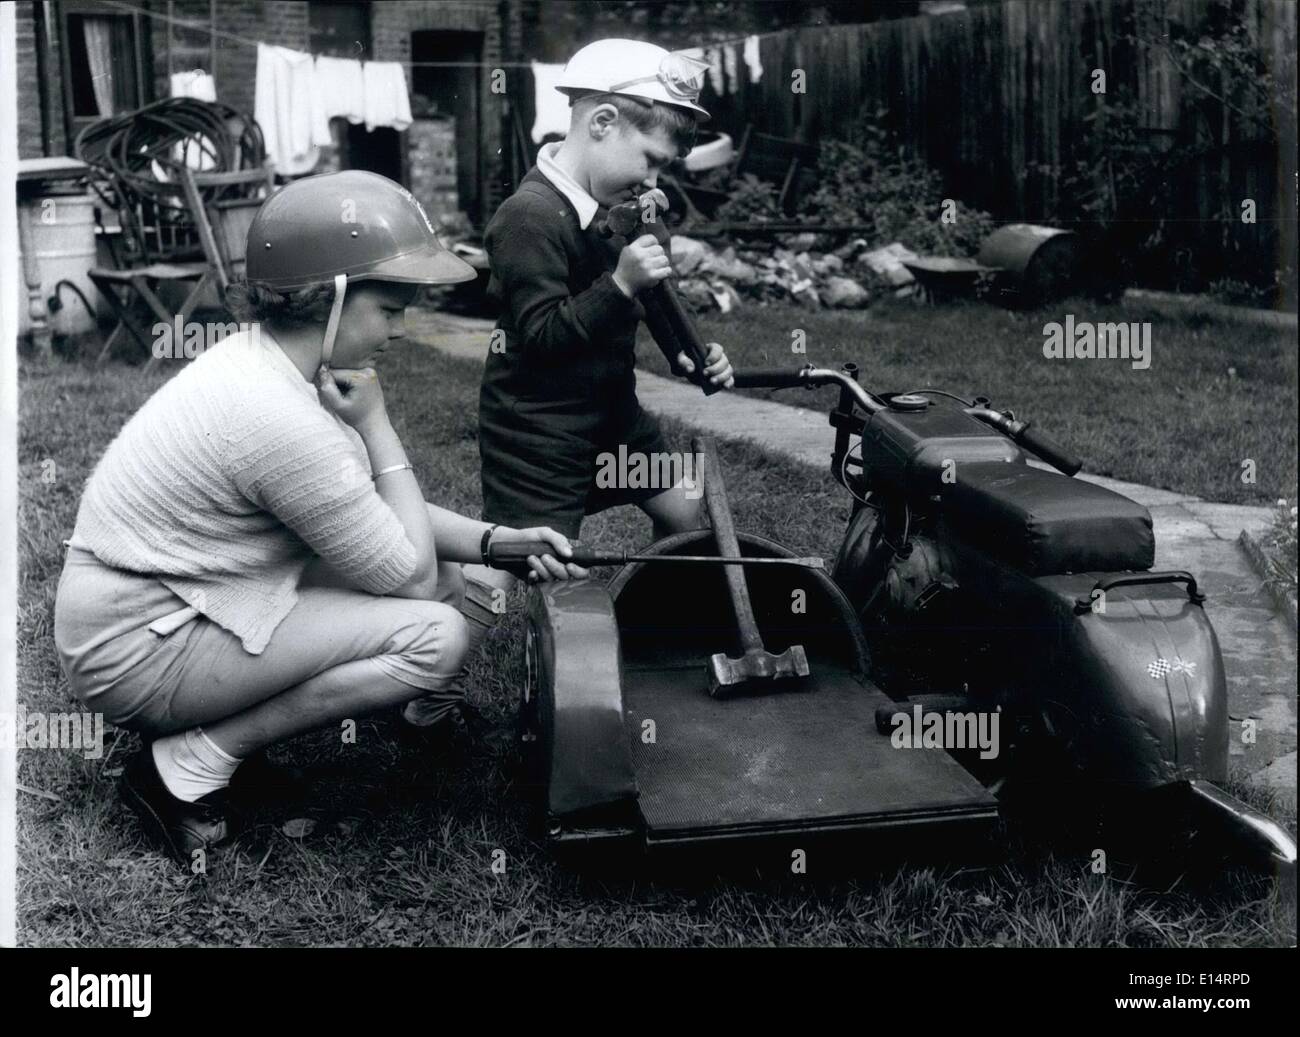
top-left (15, 317), bottom-right (1296, 947)
top-left (637, 297), bottom-right (1298, 505)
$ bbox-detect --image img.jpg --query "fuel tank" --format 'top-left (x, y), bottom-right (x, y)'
top-left (859, 397), bottom-right (1023, 497)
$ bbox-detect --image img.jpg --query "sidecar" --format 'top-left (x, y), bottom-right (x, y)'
top-left (516, 528), bottom-right (1000, 864)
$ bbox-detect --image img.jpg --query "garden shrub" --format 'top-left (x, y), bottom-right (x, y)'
top-left (795, 112), bottom-right (996, 256)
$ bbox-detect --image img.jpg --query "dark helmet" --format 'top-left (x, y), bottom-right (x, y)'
top-left (244, 170), bottom-right (476, 291)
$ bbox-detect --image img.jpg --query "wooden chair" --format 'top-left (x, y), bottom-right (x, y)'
top-left (178, 167), bottom-right (275, 292)
top-left (673, 124), bottom-right (821, 220)
top-left (89, 167), bottom-right (272, 367)
top-left (88, 183), bottom-right (213, 366)
top-left (731, 126), bottom-right (819, 215)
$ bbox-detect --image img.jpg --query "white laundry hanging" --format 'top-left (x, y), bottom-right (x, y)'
top-left (313, 55), bottom-right (366, 126)
top-left (362, 61), bottom-right (413, 133)
top-left (531, 62), bottom-right (570, 143)
top-left (167, 69), bottom-right (220, 172)
top-left (722, 44), bottom-right (738, 94)
top-left (255, 43), bottom-right (328, 175)
top-left (170, 69), bottom-right (216, 101)
top-left (743, 35), bottom-right (763, 83)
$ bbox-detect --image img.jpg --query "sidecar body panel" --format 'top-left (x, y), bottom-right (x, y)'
top-left (941, 537), bottom-right (1229, 788)
top-left (527, 582), bottom-right (637, 820)
top-left (532, 531), bottom-right (998, 857)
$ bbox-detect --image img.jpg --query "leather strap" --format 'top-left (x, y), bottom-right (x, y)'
top-left (320, 273), bottom-right (347, 370)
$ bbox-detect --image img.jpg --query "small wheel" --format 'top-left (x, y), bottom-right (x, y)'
top-left (515, 621), bottom-right (550, 828)
top-left (519, 621), bottom-right (541, 746)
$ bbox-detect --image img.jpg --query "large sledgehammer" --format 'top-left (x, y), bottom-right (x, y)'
top-left (694, 436), bottom-right (810, 697)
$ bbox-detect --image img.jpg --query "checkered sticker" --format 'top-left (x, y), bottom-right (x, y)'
top-left (1147, 658), bottom-right (1197, 679)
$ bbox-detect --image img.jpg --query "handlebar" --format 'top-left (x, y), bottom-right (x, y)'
top-left (964, 408), bottom-right (1083, 476)
top-left (1014, 423), bottom-right (1084, 477)
top-left (732, 366), bottom-right (885, 413)
top-left (733, 365), bottom-right (1083, 476)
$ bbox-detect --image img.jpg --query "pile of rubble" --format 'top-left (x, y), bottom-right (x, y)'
top-left (668, 233), bottom-right (920, 313)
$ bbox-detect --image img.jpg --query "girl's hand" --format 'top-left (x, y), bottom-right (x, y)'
top-left (316, 366), bottom-right (388, 429)
top-left (500, 526), bottom-right (590, 582)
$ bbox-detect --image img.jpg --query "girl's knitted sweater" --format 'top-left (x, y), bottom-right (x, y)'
top-left (68, 328), bottom-right (418, 654)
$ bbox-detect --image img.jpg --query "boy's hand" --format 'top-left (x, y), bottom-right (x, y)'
top-left (613, 234), bottom-right (672, 297)
top-left (501, 526), bottom-right (590, 582)
top-left (675, 341), bottom-right (735, 389)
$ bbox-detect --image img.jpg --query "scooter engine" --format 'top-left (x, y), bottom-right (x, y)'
top-left (882, 537), bottom-right (957, 618)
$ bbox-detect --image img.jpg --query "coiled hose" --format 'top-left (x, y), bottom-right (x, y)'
top-left (74, 98), bottom-right (268, 262)
top-left (74, 96), bottom-right (266, 201)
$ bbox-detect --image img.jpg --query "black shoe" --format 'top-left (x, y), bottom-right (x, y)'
top-left (228, 750), bottom-right (310, 805)
top-left (120, 748), bottom-right (237, 867)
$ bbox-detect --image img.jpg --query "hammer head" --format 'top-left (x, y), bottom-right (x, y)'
top-left (599, 189), bottom-right (670, 239)
top-left (708, 644), bottom-right (811, 698)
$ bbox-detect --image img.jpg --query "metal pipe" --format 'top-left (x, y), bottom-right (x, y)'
top-left (486, 540), bottom-right (825, 571)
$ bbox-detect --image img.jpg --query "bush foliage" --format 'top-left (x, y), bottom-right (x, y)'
top-left (797, 133), bottom-right (996, 256)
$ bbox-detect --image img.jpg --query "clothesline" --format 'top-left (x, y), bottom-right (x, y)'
top-left (99, 0), bottom-right (795, 69)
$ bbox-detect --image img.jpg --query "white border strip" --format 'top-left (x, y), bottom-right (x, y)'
top-left (1, 0), bottom-right (21, 949)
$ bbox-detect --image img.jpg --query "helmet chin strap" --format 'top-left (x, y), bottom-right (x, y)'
top-left (319, 273), bottom-right (348, 371)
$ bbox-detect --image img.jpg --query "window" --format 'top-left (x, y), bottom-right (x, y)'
top-left (61, 4), bottom-right (150, 146)
top-left (309, 0), bottom-right (371, 59)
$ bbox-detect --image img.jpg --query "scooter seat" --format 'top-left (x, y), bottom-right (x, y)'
top-left (942, 462), bottom-right (1154, 576)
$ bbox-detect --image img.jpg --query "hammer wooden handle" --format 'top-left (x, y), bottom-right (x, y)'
top-left (694, 435), bottom-right (764, 654)
top-left (599, 197), bottom-right (720, 397)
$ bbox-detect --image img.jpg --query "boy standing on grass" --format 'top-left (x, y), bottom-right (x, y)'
top-left (401, 39), bottom-right (735, 729)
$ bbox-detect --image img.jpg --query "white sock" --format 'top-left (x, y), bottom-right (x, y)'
top-left (151, 727), bottom-right (243, 803)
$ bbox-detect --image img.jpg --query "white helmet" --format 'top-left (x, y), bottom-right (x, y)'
top-left (556, 39), bottom-right (711, 121)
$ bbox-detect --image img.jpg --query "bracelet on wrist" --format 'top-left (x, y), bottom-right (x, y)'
top-left (372, 462), bottom-right (413, 481)
top-left (480, 524), bottom-right (500, 565)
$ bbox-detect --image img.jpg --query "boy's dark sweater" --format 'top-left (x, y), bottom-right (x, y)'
top-left (480, 167), bottom-right (672, 444)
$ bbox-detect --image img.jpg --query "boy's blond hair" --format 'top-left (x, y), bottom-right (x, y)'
top-left (570, 92), bottom-right (698, 157)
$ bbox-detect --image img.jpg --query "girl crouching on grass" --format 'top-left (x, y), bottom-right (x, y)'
top-left (53, 171), bottom-right (586, 868)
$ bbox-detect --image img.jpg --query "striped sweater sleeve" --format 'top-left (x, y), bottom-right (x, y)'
top-left (226, 392), bottom-right (419, 595)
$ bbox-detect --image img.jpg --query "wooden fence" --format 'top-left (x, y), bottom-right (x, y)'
top-left (698, 0), bottom-right (1296, 297)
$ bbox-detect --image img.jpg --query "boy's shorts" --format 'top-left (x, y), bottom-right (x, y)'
top-left (480, 399), bottom-right (674, 539)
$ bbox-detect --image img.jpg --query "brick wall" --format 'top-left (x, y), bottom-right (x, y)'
top-left (408, 119), bottom-right (460, 217)
top-left (151, 0), bottom-right (311, 120)
top-left (17, 2), bottom-right (46, 157)
top-left (370, 1), bottom-right (503, 224)
top-left (17, 0), bottom-right (67, 158)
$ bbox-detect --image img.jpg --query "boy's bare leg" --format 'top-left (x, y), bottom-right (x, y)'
top-left (640, 481), bottom-right (709, 540)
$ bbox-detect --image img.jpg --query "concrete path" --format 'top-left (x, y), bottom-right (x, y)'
top-left (410, 310), bottom-right (1296, 804)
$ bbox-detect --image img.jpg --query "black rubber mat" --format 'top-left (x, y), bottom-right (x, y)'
top-left (623, 661), bottom-right (996, 840)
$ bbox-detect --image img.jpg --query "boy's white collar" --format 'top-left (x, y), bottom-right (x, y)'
top-left (536, 142), bottom-right (599, 229)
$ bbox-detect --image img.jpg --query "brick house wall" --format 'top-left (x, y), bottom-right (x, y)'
top-left (17, 0), bottom-right (312, 161)
top-left (16, 0), bottom-right (67, 158)
top-left (16, 0), bottom-right (857, 218)
top-left (369, 1), bottom-right (505, 221)
top-left (19, 0), bottom-right (504, 221)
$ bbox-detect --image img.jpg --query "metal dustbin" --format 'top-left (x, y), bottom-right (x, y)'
top-left (977, 224), bottom-right (1079, 304)
top-left (17, 158), bottom-right (101, 344)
